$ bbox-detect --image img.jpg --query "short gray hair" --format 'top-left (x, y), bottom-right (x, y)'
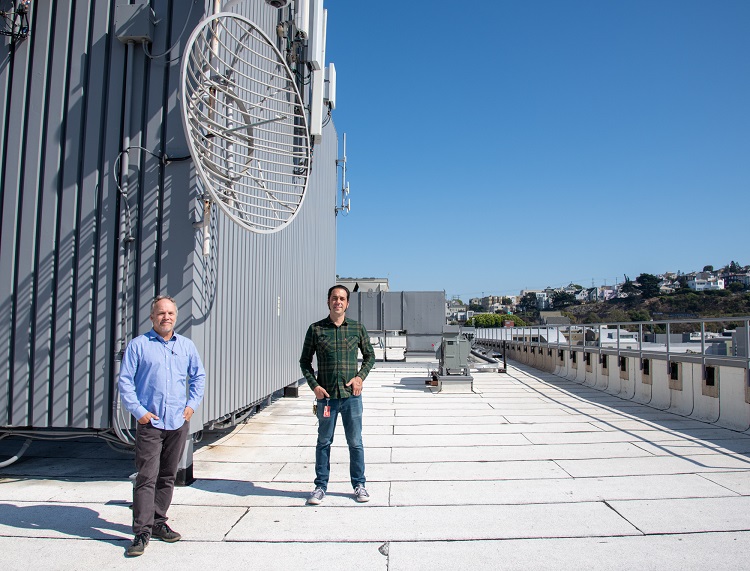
top-left (151, 295), bottom-right (177, 315)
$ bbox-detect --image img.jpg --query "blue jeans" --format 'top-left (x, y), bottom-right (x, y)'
top-left (314, 395), bottom-right (365, 491)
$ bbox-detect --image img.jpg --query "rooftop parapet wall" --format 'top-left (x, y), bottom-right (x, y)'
top-left (478, 320), bottom-right (750, 433)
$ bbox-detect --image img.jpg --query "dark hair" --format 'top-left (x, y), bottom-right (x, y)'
top-left (327, 284), bottom-right (350, 301)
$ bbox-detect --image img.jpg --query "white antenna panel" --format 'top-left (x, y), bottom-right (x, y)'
top-left (309, 0), bottom-right (324, 70)
top-left (294, 0), bottom-right (310, 38)
top-left (321, 8), bottom-right (328, 63)
top-left (181, 13), bottom-right (311, 233)
top-left (309, 67), bottom-right (324, 143)
top-left (325, 63), bottom-right (336, 109)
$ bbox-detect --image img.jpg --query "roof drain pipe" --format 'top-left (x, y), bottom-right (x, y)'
top-left (471, 348), bottom-right (501, 373)
top-left (0, 438), bottom-right (32, 468)
top-left (471, 349), bottom-right (499, 364)
top-left (112, 39), bottom-right (137, 447)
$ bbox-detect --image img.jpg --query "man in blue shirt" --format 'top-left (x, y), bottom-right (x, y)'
top-left (118, 295), bottom-right (205, 557)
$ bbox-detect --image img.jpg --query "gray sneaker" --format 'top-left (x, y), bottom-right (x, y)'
top-left (306, 487), bottom-right (325, 505)
top-left (354, 485), bottom-right (370, 503)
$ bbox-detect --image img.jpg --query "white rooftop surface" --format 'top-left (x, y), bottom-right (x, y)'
top-left (2, 361), bottom-right (750, 569)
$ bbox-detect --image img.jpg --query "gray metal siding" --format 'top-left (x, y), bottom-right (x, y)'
top-left (190, 120), bottom-right (337, 427)
top-left (2, 1), bottom-right (119, 428)
top-left (1, 1), bottom-right (336, 431)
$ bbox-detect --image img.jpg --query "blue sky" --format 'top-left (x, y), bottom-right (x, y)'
top-left (323, 0), bottom-right (750, 300)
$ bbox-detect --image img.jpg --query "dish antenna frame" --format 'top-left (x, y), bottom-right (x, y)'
top-left (180, 11), bottom-right (312, 235)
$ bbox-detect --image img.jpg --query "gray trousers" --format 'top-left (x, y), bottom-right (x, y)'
top-left (132, 421), bottom-right (189, 536)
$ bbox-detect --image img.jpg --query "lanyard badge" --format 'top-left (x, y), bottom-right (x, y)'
top-left (323, 398), bottom-right (331, 418)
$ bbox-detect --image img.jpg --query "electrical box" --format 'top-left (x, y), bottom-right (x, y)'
top-left (115, 0), bottom-right (155, 44)
top-left (433, 326), bottom-right (473, 392)
top-left (439, 326), bottom-right (471, 375)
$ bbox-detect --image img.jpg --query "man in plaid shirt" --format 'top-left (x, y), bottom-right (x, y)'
top-left (300, 285), bottom-right (376, 505)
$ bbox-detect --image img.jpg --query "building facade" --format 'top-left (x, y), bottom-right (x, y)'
top-left (688, 273), bottom-right (725, 291)
top-left (1, 1), bottom-right (338, 438)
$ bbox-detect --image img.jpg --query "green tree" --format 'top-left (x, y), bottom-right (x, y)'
top-left (520, 292), bottom-right (539, 311)
top-left (608, 309), bottom-right (630, 323)
top-left (621, 275), bottom-right (638, 294)
top-left (636, 273), bottom-right (660, 298)
top-left (560, 311), bottom-right (576, 323)
top-left (628, 309), bottom-right (651, 322)
top-left (466, 313), bottom-right (527, 327)
top-left (728, 282), bottom-right (745, 293)
top-left (466, 313), bottom-right (526, 327)
top-left (551, 291), bottom-right (576, 308)
top-left (501, 314), bottom-right (527, 327)
top-left (475, 314), bottom-right (495, 327)
top-left (703, 265), bottom-right (714, 272)
top-left (728, 260), bottom-right (742, 273)
top-left (468, 303), bottom-right (484, 312)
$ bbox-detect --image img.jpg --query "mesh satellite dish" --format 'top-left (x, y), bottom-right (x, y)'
top-left (181, 12), bottom-right (311, 233)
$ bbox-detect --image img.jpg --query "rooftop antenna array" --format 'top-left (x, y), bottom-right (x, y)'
top-left (335, 133), bottom-right (350, 215)
top-left (181, 11), bottom-right (311, 236)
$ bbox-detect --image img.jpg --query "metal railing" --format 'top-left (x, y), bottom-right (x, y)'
top-left (474, 316), bottom-right (750, 378)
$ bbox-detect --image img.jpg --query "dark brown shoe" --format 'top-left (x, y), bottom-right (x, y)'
top-left (151, 523), bottom-right (181, 543)
top-left (126, 533), bottom-right (149, 556)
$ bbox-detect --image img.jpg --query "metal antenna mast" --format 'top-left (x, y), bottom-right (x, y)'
top-left (335, 133), bottom-right (350, 215)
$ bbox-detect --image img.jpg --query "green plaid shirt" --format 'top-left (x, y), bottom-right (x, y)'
top-left (299, 316), bottom-right (375, 399)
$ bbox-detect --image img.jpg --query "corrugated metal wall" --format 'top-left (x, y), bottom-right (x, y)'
top-left (0, 1), bottom-right (336, 431)
top-left (190, 120), bottom-right (338, 427)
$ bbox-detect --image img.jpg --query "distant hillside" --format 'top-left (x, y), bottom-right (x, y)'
top-left (564, 289), bottom-right (750, 323)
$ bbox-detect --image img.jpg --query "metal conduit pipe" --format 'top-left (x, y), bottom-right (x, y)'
top-left (111, 39), bottom-right (137, 447)
top-left (0, 438), bottom-right (32, 468)
top-left (0, 429), bottom-right (135, 451)
top-left (471, 349), bottom-right (499, 364)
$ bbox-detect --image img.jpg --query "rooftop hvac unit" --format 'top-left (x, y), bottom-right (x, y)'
top-left (438, 325), bottom-right (471, 376)
top-left (433, 326), bottom-right (474, 392)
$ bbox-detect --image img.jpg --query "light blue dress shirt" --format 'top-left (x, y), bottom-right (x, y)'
top-left (118, 329), bottom-right (206, 430)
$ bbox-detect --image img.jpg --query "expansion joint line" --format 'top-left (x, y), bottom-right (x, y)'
top-left (223, 507), bottom-right (252, 541)
top-left (603, 500), bottom-right (645, 535)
